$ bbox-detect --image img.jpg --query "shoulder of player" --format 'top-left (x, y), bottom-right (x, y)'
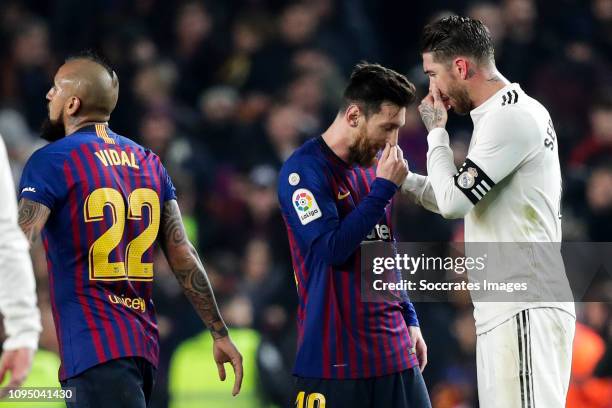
top-left (482, 104), bottom-right (540, 141)
top-left (281, 140), bottom-right (327, 174)
top-left (114, 134), bottom-right (162, 162)
top-left (25, 140), bottom-right (71, 165)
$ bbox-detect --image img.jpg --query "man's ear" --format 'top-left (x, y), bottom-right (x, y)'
top-left (345, 104), bottom-right (362, 127)
top-left (65, 96), bottom-right (81, 116)
top-left (453, 58), bottom-right (470, 80)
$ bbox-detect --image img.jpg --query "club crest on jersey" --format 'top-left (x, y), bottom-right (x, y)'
top-left (457, 170), bottom-right (476, 189)
top-left (292, 188), bottom-right (322, 225)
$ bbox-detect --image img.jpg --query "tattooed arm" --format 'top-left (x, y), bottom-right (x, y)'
top-left (17, 199), bottom-right (50, 245)
top-left (158, 199), bottom-right (243, 395)
top-left (159, 199), bottom-right (228, 338)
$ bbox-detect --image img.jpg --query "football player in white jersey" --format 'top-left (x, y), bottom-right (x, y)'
top-left (403, 16), bottom-right (576, 407)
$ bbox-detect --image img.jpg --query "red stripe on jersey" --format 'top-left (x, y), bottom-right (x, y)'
top-left (321, 271), bottom-right (331, 378)
top-left (339, 268), bottom-right (355, 377)
top-left (115, 145), bottom-right (144, 358)
top-left (131, 148), bottom-right (160, 351)
top-left (344, 168), bottom-right (372, 377)
top-left (44, 237), bottom-right (66, 379)
top-left (70, 150), bottom-right (121, 360)
top-left (330, 268), bottom-right (345, 378)
top-left (366, 166), bottom-right (408, 373)
top-left (63, 160), bottom-right (107, 363)
top-left (82, 144), bottom-right (135, 357)
top-left (326, 173), bottom-right (351, 377)
top-left (351, 253), bottom-right (369, 378)
top-left (284, 222), bottom-right (308, 348)
top-left (127, 147), bottom-right (146, 316)
top-left (356, 167), bottom-right (384, 376)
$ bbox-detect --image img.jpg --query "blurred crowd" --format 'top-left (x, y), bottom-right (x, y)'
top-left (0, 0), bottom-right (611, 407)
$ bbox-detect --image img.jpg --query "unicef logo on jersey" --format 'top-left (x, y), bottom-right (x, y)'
top-left (292, 188), bottom-right (322, 225)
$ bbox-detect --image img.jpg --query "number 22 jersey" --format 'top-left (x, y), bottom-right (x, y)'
top-left (18, 124), bottom-right (176, 380)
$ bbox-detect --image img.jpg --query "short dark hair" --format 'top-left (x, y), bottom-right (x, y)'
top-left (66, 50), bottom-right (115, 79)
top-left (341, 62), bottom-right (416, 116)
top-left (421, 16), bottom-right (494, 64)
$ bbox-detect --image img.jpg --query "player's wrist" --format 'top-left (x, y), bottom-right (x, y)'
top-left (371, 178), bottom-right (399, 200)
top-left (210, 325), bottom-right (229, 340)
top-left (426, 128), bottom-right (450, 149)
top-left (2, 330), bottom-right (40, 351)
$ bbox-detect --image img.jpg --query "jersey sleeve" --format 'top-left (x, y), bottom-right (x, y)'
top-left (426, 107), bottom-right (539, 218)
top-left (278, 156), bottom-right (398, 266)
top-left (158, 161), bottom-right (177, 202)
top-left (278, 157), bottom-right (340, 249)
top-left (18, 148), bottom-right (65, 210)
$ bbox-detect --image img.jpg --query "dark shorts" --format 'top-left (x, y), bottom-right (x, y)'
top-left (294, 367), bottom-right (431, 408)
top-left (60, 357), bottom-right (156, 408)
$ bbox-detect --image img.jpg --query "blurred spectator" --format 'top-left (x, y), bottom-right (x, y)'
top-left (466, 2), bottom-right (506, 48)
top-left (585, 165), bottom-right (612, 241)
top-left (172, 1), bottom-right (227, 106)
top-left (570, 95), bottom-right (612, 170)
top-left (196, 85), bottom-right (241, 166)
top-left (1, 18), bottom-right (54, 130)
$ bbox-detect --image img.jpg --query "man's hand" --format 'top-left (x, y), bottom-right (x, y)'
top-left (0, 348), bottom-right (34, 398)
top-left (408, 326), bottom-right (428, 372)
top-left (376, 143), bottom-right (409, 187)
top-left (213, 336), bottom-right (243, 397)
top-left (418, 82), bottom-right (448, 132)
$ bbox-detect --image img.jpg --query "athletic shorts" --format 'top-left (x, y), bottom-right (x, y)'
top-left (294, 366), bottom-right (431, 408)
top-left (476, 307), bottom-right (575, 408)
top-left (60, 357), bottom-right (156, 408)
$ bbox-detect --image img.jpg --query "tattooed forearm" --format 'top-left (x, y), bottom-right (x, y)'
top-left (419, 103), bottom-right (446, 132)
top-left (159, 200), bottom-right (229, 339)
top-left (18, 199), bottom-right (51, 245)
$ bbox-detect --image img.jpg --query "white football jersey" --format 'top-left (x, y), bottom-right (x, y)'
top-left (403, 83), bottom-right (575, 333)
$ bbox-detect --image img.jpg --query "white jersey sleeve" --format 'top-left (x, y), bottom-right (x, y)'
top-left (0, 135), bottom-right (41, 351)
top-left (401, 172), bottom-right (441, 214)
top-left (425, 106), bottom-right (539, 218)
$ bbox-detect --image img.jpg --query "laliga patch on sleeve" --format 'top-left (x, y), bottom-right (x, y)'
top-left (292, 188), bottom-right (322, 225)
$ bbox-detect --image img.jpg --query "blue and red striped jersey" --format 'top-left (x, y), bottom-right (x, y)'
top-left (278, 137), bottom-right (419, 380)
top-left (18, 124), bottom-right (176, 380)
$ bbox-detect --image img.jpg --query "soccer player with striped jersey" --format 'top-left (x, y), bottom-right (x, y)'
top-left (404, 16), bottom-right (576, 407)
top-left (278, 63), bottom-right (431, 408)
top-left (16, 53), bottom-right (243, 407)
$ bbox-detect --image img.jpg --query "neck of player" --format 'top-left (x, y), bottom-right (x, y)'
top-left (321, 115), bottom-right (353, 164)
top-left (65, 117), bottom-right (110, 136)
top-left (470, 67), bottom-right (511, 109)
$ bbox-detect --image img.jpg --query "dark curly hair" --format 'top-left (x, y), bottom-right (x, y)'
top-left (340, 62), bottom-right (416, 117)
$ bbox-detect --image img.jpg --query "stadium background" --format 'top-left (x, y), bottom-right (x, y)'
top-left (0, 0), bottom-right (611, 406)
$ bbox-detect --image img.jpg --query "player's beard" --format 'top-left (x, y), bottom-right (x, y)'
top-left (40, 116), bottom-right (66, 142)
top-left (447, 81), bottom-right (473, 115)
top-left (348, 126), bottom-right (380, 167)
